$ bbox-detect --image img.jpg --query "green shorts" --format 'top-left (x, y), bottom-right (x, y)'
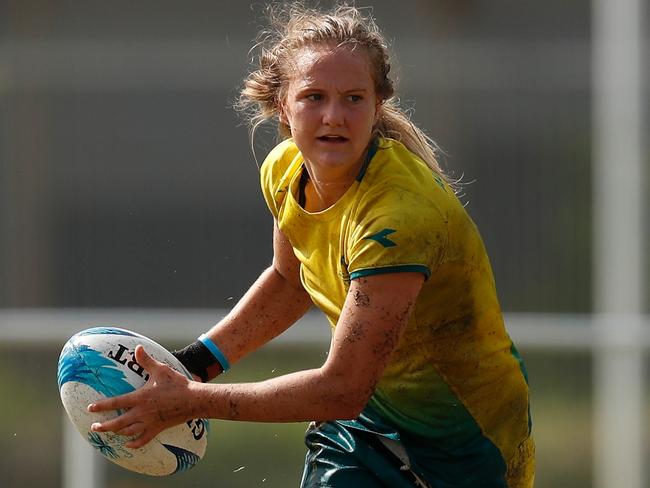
top-left (300, 408), bottom-right (518, 488)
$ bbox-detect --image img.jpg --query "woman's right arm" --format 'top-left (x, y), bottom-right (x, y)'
top-left (195, 220), bottom-right (312, 374)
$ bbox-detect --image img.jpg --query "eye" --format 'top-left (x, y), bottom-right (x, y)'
top-left (306, 93), bottom-right (323, 101)
top-left (347, 94), bottom-right (363, 102)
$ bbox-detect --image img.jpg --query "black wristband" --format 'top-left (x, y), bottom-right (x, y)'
top-left (172, 340), bottom-right (218, 383)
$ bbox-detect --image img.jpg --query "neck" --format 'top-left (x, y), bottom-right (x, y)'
top-left (302, 174), bottom-right (353, 212)
top-left (302, 153), bottom-right (366, 212)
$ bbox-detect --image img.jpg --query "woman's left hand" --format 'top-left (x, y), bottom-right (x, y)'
top-left (87, 345), bottom-right (199, 449)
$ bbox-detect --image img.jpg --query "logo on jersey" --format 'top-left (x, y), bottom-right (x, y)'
top-left (363, 228), bottom-right (397, 248)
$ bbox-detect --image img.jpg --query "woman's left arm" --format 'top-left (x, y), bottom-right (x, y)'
top-left (89, 272), bottom-right (424, 448)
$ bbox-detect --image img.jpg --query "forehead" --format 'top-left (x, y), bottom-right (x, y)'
top-left (287, 45), bottom-right (373, 88)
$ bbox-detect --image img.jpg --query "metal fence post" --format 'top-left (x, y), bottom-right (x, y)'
top-left (593, 316), bottom-right (644, 488)
top-left (592, 0), bottom-right (646, 485)
top-left (63, 411), bottom-right (103, 488)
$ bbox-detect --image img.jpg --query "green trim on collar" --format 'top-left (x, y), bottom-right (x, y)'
top-left (356, 138), bottom-right (379, 182)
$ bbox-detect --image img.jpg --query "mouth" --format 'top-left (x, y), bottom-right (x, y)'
top-left (317, 135), bottom-right (349, 143)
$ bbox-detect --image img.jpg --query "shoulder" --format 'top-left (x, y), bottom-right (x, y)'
top-left (260, 139), bottom-right (302, 218)
top-left (344, 139), bottom-right (456, 276)
top-left (368, 138), bottom-right (451, 194)
top-left (260, 139), bottom-right (301, 181)
top-left (355, 138), bottom-right (452, 226)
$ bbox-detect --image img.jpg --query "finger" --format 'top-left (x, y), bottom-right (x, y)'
top-left (116, 422), bottom-right (145, 437)
top-left (134, 345), bottom-right (167, 374)
top-left (90, 410), bottom-right (137, 434)
top-left (126, 428), bottom-right (160, 449)
top-left (88, 390), bottom-right (139, 413)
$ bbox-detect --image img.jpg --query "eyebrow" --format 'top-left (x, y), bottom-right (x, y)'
top-left (295, 85), bottom-right (370, 93)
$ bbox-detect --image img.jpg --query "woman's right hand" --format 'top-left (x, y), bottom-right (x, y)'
top-left (89, 344), bottom-right (203, 448)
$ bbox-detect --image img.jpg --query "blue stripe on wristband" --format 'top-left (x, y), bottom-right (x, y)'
top-left (198, 334), bottom-right (231, 372)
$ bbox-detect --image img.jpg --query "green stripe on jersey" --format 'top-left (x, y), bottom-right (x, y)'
top-left (349, 264), bottom-right (431, 280)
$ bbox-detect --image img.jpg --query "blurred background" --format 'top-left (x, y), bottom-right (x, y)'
top-left (0, 0), bottom-right (648, 487)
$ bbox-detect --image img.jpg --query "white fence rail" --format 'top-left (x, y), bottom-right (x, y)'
top-left (0, 309), bottom-right (648, 488)
top-left (3, 308), bottom-right (650, 348)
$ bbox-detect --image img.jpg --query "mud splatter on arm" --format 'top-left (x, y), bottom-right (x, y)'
top-left (178, 274), bottom-right (425, 425)
top-left (323, 272), bottom-right (423, 411)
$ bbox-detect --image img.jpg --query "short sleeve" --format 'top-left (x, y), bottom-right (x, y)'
top-left (259, 139), bottom-right (300, 219)
top-left (346, 190), bottom-right (448, 280)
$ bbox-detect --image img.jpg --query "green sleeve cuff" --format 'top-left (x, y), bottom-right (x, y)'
top-left (349, 264), bottom-right (431, 281)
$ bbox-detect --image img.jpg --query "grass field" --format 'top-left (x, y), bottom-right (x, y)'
top-left (0, 343), bottom-right (647, 487)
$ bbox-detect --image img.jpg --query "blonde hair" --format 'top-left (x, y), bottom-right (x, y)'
top-left (237, 2), bottom-right (447, 181)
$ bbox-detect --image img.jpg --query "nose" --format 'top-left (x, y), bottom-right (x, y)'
top-left (322, 100), bottom-right (344, 127)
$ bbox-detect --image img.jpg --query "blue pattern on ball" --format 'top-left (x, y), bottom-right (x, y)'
top-left (58, 329), bottom-right (208, 474)
top-left (87, 432), bottom-right (119, 459)
top-left (57, 343), bottom-right (135, 397)
top-left (75, 327), bottom-right (140, 338)
top-left (162, 444), bottom-right (201, 474)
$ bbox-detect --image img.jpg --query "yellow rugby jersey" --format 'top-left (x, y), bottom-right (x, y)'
top-left (260, 138), bottom-right (533, 481)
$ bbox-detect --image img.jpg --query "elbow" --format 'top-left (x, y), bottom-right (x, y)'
top-left (330, 400), bottom-right (366, 421)
top-left (342, 402), bottom-right (366, 420)
top-left (318, 364), bottom-right (379, 420)
top-left (320, 376), bottom-right (376, 420)
top-left (322, 403), bottom-right (364, 421)
top-left (343, 388), bottom-right (374, 418)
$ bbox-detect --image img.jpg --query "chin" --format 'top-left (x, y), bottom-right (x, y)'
top-left (317, 146), bottom-right (364, 165)
top-left (317, 155), bottom-right (359, 169)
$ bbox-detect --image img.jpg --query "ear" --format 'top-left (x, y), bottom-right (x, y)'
top-left (278, 99), bottom-right (290, 127)
top-left (373, 98), bottom-right (383, 125)
top-left (278, 108), bottom-right (288, 125)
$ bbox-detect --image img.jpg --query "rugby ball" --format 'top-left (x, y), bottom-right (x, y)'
top-left (57, 327), bottom-right (209, 476)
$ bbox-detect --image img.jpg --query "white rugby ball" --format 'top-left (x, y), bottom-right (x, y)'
top-left (57, 327), bottom-right (209, 476)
